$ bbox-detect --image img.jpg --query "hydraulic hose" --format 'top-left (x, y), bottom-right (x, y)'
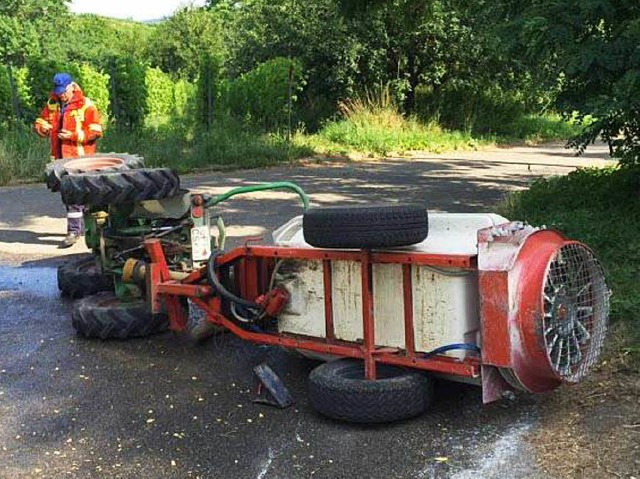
top-left (423, 343), bottom-right (481, 359)
top-left (205, 182), bottom-right (310, 210)
top-left (206, 251), bottom-right (263, 311)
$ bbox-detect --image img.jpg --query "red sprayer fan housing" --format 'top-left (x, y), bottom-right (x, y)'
top-left (478, 223), bottom-right (609, 400)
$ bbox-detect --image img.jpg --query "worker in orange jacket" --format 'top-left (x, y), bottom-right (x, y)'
top-left (34, 73), bottom-right (103, 247)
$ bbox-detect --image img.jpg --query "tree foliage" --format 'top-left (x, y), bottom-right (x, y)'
top-left (500, 0), bottom-right (640, 165)
top-left (0, 0), bottom-right (636, 163)
top-left (0, 0), bottom-right (70, 65)
top-left (67, 14), bottom-right (152, 65)
top-left (147, 6), bottom-right (225, 81)
top-left (225, 57), bottom-right (304, 131)
top-left (106, 55), bottom-right (148, 130)
top-left (225, 0), bottom-right (358, 127)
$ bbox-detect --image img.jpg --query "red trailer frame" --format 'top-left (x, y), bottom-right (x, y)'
top-left (144, 238), bottom-right (481, 381)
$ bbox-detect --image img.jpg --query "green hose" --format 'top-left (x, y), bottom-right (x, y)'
top-left (205, 181), bottom-right (310, 210)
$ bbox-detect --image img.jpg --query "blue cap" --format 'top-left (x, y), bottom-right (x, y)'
top-left (53, 72), bottom-right (73, 95)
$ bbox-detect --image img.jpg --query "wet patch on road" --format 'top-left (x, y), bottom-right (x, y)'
top-left (0, 264), bottom-right (544, 478)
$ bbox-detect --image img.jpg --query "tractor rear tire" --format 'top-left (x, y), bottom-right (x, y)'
top-left (45, 152), bottom-right (145, 192)
top-left (302, 204), bottom-right (428, 249)
top-left (60, 168), bottom-right (180, 207)
top-left (308, 359), bottom-right (433, 423)
top-left (57, 255), bottom-right (113, 299)
top-left (71, 292), bottom-right (169, 339)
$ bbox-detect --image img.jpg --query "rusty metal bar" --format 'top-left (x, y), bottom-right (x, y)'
top-left (322, 259), bottom-right (335, 340)
top-left (402, 263), bottom-right (416, 357)
top-left (377, 354), bottom-right (480, 377)
top-left (361, 250), bottom-right (376, 380)
top-left (190, 298), bottom-right (479, 377)
top-left (157, 283), bottom-right (214, 298)
top-left (192, 298), bottom-right (362, 358)
top-left (245, 246), bottom-right (475, 269)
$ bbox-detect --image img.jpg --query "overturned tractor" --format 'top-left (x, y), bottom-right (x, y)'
top-left (49, 155), bottom-right (610, 423)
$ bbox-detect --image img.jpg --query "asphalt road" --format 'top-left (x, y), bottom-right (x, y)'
top-left (0, 143), bottom-right (613, 478)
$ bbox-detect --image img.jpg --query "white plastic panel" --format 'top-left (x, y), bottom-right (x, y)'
top-left (332, 261), bottom-right (363, 342)
top-left (410, 213), bottom-right (508, 255)
top-left (412, 267), bottom-right (480, 358)
top-left (373, 263), bottom-right (405, 348)
top-left (274, 212), bottom-right (490, 358)
top-left (277, 260), bottom-right (325, 337)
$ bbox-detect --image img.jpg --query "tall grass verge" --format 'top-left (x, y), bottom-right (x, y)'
top-left (306, 86), bottom-right (580, 158)
top-left (499, 113), bottom-right (584, 144)
top-left (313, 86), bottom-right (486, 156)
top-left (100, 120), bottom-right (314, 173)
top-left (499, 166), bottom-right (640, 358)
top-left (0, 123), bottom-right (49, 186)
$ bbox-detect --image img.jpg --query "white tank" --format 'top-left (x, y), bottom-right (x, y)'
top-left (272, 212), bottom-right (508, 359)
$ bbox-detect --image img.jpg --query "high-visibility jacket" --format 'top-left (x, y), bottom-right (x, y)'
top-left (34, 88), bottom-right (103, 160)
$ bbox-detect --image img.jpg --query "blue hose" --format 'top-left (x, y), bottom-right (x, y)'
top-left (423, 343), bottom-right (481, 359)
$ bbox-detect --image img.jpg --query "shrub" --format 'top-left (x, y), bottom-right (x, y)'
top-left (105, 55), bottom-right (148, 130)
top-left (0, 64), bottom-right (13, 122)
top-left (224, 57), bottom-right (305, 132)
top-left (500, 166), bottom-right (640, 354)
top-left (145, 66), bottom-right (174, 123)
top-left (415, 82), bottom-right (525, 135)
top-left (75, 63), bottom-right (110, 118)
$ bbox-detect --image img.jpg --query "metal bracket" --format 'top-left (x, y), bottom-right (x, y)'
top-left (253, 363), bottom-right (293, 408)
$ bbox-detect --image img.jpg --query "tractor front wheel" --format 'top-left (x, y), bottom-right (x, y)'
top-left (71, 292), bottom-right (169, 339)
top-left (46, 152), bottom-right (145, 192)
top-left (60, 168), bottom-right (180, 207)
top-left (57, 255), bottom-right (113, 298)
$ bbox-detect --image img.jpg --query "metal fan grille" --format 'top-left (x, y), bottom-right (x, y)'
top-left (542, 243), bottom-right (609, 382)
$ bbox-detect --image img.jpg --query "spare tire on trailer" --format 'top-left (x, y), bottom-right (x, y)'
top-left (45, 152), bottom-right (145, 192)
top-left (302, 204), bottom-right (428, 249)
top-left (57, 255), bottom-right (113, 298)
top-left (71, 292), bottom-right (169, 339)
top-left (60, 168), bottom-right (181, 206)
top-left (308, 359), bottom-right (434, 423)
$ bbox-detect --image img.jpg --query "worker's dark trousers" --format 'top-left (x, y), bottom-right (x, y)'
top-left (66, 204), bottom-right (84, 235)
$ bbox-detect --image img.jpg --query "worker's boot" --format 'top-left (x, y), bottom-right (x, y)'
top-left (60, 233), bottom-right (81, 249)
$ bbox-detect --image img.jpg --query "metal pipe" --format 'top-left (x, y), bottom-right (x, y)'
top-left (361, 249), bottom-right (376, 380)
top-left (205, 182), bottom-right (310, 210)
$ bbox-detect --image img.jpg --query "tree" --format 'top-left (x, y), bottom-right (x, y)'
top-left (0, 0), bottom-right (70, 65)
top-left (500, 0), bottom-right (640, 165)
top-left (66, 15), bottom-right (152, 66)
top-left (225, 0), bottom-right (358, 128)
top-left (146, 6), bottom-right (225, 81)
top-left (106, 55), bottom-right (148, 130)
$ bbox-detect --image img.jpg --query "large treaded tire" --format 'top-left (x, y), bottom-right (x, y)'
top-left (57, 255), bottom-right (113, 299)
top-left (308, 359), bottom-right (433, 423)
top-left (71, 292), bottom-right (169, 339)
top-left (45, 152), bottom-right (145, 192)
top-left (302, 204), bottom-right (428, 249)
top-left (60, 168), bottom-right (180, 206)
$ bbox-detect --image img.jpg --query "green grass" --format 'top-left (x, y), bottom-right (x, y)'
top-left (499, 166), bottom-right (640, 357)
top-left (312, 110), bottom-right (485, 156)
top-left (97, 120), bottom-right (315, 174)
top-left (298, 108), bottom-right (579, 158)
top-left (0, 108), bottom-right (582, 186)
top-left (497, 113), bottom-right (584, 144)
top-left (0, 123), bottom-right (49, 185)
top-left (306, 91), bottom-right (489, 156)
